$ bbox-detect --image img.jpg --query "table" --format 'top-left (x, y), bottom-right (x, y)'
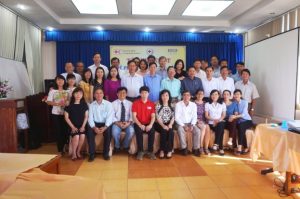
top-left (251, 124), bottom-right (300, 195)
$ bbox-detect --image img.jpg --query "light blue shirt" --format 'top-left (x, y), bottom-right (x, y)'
top-left (231, 72), bottom-right (242, 82)
top-left (156, 67), bottom-right (168, 79)
top-left (144, 74), bottom-right (162, 102)
top-left (236, 99), bottom-right (252, 122)
top-left (88, 100), bottom-right (114, 128)
top-left (160, 77), bottom-right (181, 99)
top-left (213, 66), bottom-right (221, 78)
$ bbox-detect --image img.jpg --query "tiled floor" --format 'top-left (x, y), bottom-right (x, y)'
top-left (29, 143), bottom-right (300, 199)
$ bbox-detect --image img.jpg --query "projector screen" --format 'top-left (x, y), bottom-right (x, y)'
top-left (245, 29), bottom-right (299, 120)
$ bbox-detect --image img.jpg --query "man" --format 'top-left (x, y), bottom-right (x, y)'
top-left (121, 60), bottom-right (144, 102)
top-left (160, 66), bottom-right (181, 102)
top-left (111, 87), bottom-right (134, 152)
top-left (218, 66), bottom-right (235, 96)
top-left (201, 60), bottom-right (208, 71)
top-left (88, 87), bottom-right (114, 161)
top-left (175, 90), bottom-right (201, 156)
top-left (75, 61), bottom-right (85, 77)
top-left (156, 56), bottom-right (168, 79)
top-left (193, 59), bottom-right (206, 80)
top-left (132, 86), bottom-right (156, 160)
top-left (147, 55), bottom-right (156, 64)
top-left (111, 57), bottom-right (128, 78)
top-left (144, 62), bottom-right (162, 103)
top-left (88, 52), bottom-right (109, 78)
top-left (133, 57), bottom-right (140, 67)
top-left (219, 59), bottom-right (228, 68)
top-left (210, 55), bottom-right (221, 78)
top-left (181, 67), bottom-right (203, 99)
top-left (61, 62), bottom-right (82, 85)
top-left (235, 69), bottom-right (259, 117)
top-left (202, 66), bottom-right (220, 101)
top-left (231, 62), bottom-right (245, 82)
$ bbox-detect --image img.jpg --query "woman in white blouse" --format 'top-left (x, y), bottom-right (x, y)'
top-left (205, 89), bottom-right (226, 156)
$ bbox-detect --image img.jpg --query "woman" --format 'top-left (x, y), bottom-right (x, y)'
top-left (233, 89), bottom-right (253, 155)
top-left (136, 59), bottom-right (149, 76)
top-left (79, 68), bottom-right (93, 103)
top-left (64, 87), bottom-right (89, 161)
top-left (104, 66), bottom-right (121, 102)
top-left (46, 75), bottom-right (69, 154)
top-left (174, 59), bottom-right (187, 80)
top-left (66, 74), bottom-right (76, 102)
top-left (155, 90), bottom-right (175, 159)
top-left (205, 89), bottom-right (226, 156)
top-left (223, 90), bottom-right (238, 149)
top-left (194, 89), bottom-right (211, 155)
top-left (90, 67), bottom-right (105, 101)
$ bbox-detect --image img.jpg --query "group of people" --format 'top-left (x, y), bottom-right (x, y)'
top-left (46, 52), bottom-right (259, 161)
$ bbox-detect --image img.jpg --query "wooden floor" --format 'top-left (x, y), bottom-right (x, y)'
top-left (28, 143), bottom-right (300, 199)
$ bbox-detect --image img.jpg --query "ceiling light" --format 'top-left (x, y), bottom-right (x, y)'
top-left (144, 27), bottom-right (151, 32)
top-left (96, 26), bottom-right (103, 31)
top-left (17, 4), bottom-right (27, 10)
top-left (183, 0), bottom-right (234, 17)
top-left (72, 0), bottom-right (118, 14)
top-left (132, 0), bottom-right (176, 15)
top-left (47, 27), bottom-right (54, 31)
top-left (190, 28), bottom-right (196, 33)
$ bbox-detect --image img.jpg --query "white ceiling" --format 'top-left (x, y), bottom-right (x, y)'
top-left (0, 0), bottom-right (299, 33)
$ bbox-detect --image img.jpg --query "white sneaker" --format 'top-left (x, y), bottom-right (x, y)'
top-left (227, 138), bottom-right (233, 146)
top-left (212, 144), bottom-right (218, 151)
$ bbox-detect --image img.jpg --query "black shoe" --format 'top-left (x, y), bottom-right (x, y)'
top-left (88, 155), bottom-right (95, 162)
top-left (103, 155), bottom-right (110, 161)
top-left (181, 148), bottom-right (188, 156)
top-left (193, 149), bottom-right (200, 157)
top-left (114, 147), bottom-right (120, 154)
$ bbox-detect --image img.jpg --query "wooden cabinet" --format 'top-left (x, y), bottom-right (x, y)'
top-left (0, 99), bottom-right (18, 152)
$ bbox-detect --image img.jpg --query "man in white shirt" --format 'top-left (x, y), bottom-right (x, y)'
top-left (193, 59), bottom-right (206, 80)
top-left (111, 87), bottom-right (134, 153)
top-left (88, 52), bottom-right (109, 78)
top-left (202, 66), bottom-right (220, 100)
top-left (121, 60), bottom-right (144, 101)
top-left (61, 62), bottom-right (82, 85)
top-left (235, 69), bottom-right (259, 117)
top-left (218, 66), bottom-right (235, 97)
top-left (210, 56), bottom-right (221, 78)
top-left (175, 90), bottom-right (201, 157)
top-left (111, 57), bottom-right (128, 78)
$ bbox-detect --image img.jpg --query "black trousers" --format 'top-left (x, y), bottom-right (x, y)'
top-left (52, 114), bottom-right (68, 152)
top-left (225, 119), bottom-right (238, 148)
top-left (237, 120), bottom-right (253, 148)
top-left (155, 123), bottom-right (174, 152)
top-left (209, 121), bottom-right (225, 150)
top-left (87, 123), bottom-right (112, 157)
top-left (134, 123), bottom-right (155, 153)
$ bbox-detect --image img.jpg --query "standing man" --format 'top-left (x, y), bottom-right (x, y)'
top-left (181, 67), bottom-right (203, 99)
top-left (160, 66), bottom-right (181, 103)
top-left (87, 87), bottom-right (114, 161)
top-left (193, 59), bottom-right (206, 80)
top-left (202, 66), bottom-right (220, 101)
top-left (235, 69), bottom-right (259, 117)
top-left (210, 55), bottom-right (221, 78)
top-left (75, 61), bottom-right (85, 77)
top-left (175, 90), bottom-right (201, 156)
top-left (144, 62), bottom-right (162, 103)
top-left (201, 60), bottom-right (208, 71)
top-left (147, 55), bottom-right (156, 64)
top-left (121, 60), bottom-right (144, 102)
top-left (88, 52), bottom-right (109, 78)
top-left (61, 61), bottom-right (82, 85)
top-left (218, 66), bottom-right (235, 96)
top-left (231, 62), bottom-right (245, 82)
top-left (111, 87), bottom-right (134, 152)
top-left (156, 56), bottom-right (168, 79)
top-left (132, 86), bottom-right (156, 160)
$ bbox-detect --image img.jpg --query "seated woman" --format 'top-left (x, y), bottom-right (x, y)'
top-left (64, 87), bottom-right (88, 161)
top-left (155, 89), bottom-right (175, 159)
top-left (233, 89), bottom-right (254, 155)
top-left (194, 89), bottom-right (211, 155)
top-left (223, 90), bottom-right (238, 149)
top-left (205, 89), bottom-right (226, 156)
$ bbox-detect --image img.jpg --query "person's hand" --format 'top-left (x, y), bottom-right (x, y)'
top-left (99, 126), bottom-right (107, 133)
top-left (179, 76), bottom-right (185, 81)
top-left (139, 125), bottom-right (146, 131)
top-left (213, 119), bottom-right (219, 126)
top-left (116, 121), bottom-right (123, 128)
top-left (183, 125), bottom-right (189, 132)
top-left (249, 110), bottom-right (254, 117)
top-left (228, 115), bottom-right (235, 122)
top-left (145, 125), bottom-right (152, 132)
top-left (79, 126), bottom-right (85, 133)
top-left (190, 125), bottom-right (194, 132)
top-left (123, 122), bottom-right (130, 129)
top-left (168, 124), bottom-right (173, 130)
top-left (93, 127), bottom-right (100, 134)
top-left (163, 125), bottom-right (169, 131)
top-left (71, 126), bottom-right (78, 134)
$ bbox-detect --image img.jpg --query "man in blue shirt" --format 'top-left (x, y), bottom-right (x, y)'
top-left (144, 62), bottom-right (162, 103)
top-left (160, 66), bottom-right (181, 102)
top-left (181, 67), bottom-right (203, 99)
top-left (231, 62), bottom-right (245, 82)
top-left (87, 87), bottom-right (114, 161)
top-left (156, 56), bottom-right (168, 79)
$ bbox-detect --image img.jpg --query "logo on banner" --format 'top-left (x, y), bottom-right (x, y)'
top-left (114, 49), bottom-right (121, 54)
top-left (146, 48), bottom-right (154, 55)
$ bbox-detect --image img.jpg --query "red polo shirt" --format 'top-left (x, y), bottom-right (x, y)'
top-left (132, 99), bottom-right (155, 125)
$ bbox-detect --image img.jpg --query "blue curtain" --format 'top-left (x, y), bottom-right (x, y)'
top-left (47, 31), bottom-right (243, 75)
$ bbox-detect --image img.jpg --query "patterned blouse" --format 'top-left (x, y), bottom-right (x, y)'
top-left (196, 102), bottom-right (206, 122)
top-left (155, 104), bottom-right (174, 124)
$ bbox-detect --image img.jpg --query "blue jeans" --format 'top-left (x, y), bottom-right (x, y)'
top-left (112, 123), bottom-right (135, 148)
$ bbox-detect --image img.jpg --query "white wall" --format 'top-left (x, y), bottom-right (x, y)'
top-left (42, 41), bottom-right (56, 80)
